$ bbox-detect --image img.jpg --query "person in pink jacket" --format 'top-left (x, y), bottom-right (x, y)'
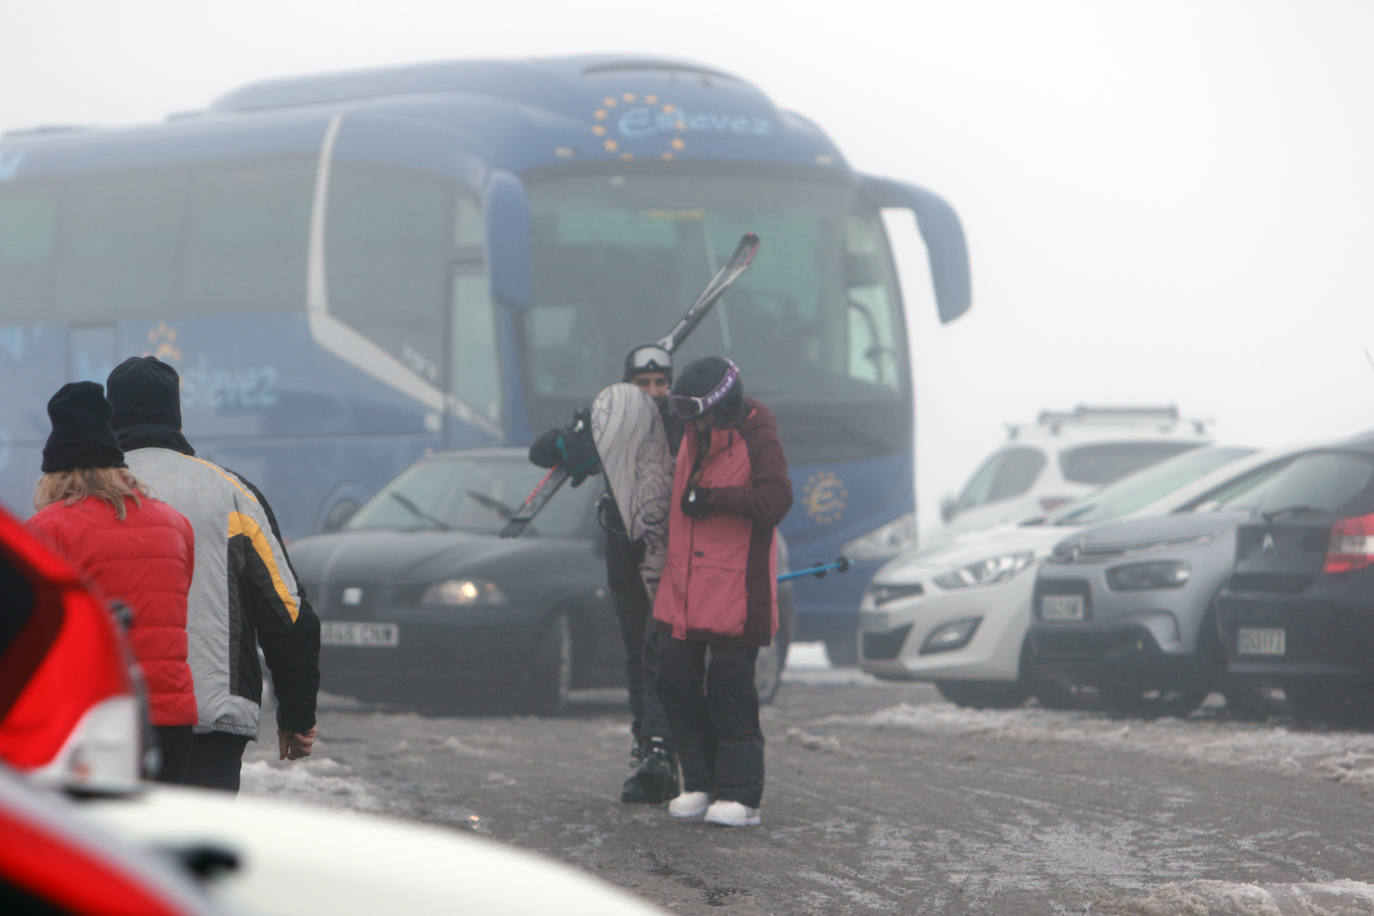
top-left (26, 381), bottom-right (197, 783)
top-left (653, 357), bottom-right (792, 827)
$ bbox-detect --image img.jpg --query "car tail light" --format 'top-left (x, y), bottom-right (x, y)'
top-left (1039, 496), bottom-right (1072, 513)
top-left (1324, 512), bottom-right (1374, 573)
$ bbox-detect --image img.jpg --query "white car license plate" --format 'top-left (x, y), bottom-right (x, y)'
top-left (1236, 627), bottom-right (1285, 656)
top-left (321, 621), bottom-right (399, 648)
top-left (1041, 594), bottom-right (1084, 621)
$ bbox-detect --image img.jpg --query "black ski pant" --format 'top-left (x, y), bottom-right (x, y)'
top-left (150, 724), bottom-right (193, 784)
top-left (184, 732), bottom-right (251, 794)
top-left (613, 580), bottom-right (671, 746)
top-left (656, 636), bottom-right (763, 808)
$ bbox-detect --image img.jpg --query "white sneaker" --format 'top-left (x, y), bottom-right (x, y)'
top-left (668, 791), bottom-right (711, 819)
top-left (704, 800), bottom-right (761, 827)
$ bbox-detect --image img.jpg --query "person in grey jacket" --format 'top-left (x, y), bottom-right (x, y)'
top-left (106, 355), bottom-right (320, 793)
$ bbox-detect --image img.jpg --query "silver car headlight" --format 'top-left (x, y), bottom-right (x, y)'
top-left (842, 513), bottom-right (917, 560)
top-left (420, 577), bottom-right (508, 607)
top-left (932, 551), bottom-right (1035, 590)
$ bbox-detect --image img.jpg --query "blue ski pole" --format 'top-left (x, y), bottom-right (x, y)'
top-left (778, 556), bottom-right (851, 582)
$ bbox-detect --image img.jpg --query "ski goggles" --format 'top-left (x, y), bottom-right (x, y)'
top-left (626, 344), bottom-right (671, 376)
top-left (666, 360), bottom-right (740, 420)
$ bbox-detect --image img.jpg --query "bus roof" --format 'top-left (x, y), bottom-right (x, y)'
top-left (0, 55), bottom-right (850, 182)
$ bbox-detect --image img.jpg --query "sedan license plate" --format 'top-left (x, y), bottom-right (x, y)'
top-left (321, 621), bottom-right (399, 648)
top-left (1236, 627), bottom-right (1285, 656)
top-left (1041, 594), bottom-right (1084, 622)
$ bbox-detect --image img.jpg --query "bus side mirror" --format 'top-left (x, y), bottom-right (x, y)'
top-left (484, 171), bottom-right (532, 311)
top-left (860, 175), bottom-right (972, 324)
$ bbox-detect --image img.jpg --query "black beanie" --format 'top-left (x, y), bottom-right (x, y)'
top-left (107, 356), bottom-right (182, 431)
top-left (42, 381), bottom-right (127, 473)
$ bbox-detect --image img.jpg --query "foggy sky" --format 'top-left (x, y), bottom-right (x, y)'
top-left (4, 0), bottom-right (1372, 533)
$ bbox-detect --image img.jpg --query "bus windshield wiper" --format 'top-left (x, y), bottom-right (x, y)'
top-left (389, 492), bottom-right (450, 530)
top-left (466, 489), bottom-right (517, 521)
top-left (1261, 504), bottom-right (1328, 522)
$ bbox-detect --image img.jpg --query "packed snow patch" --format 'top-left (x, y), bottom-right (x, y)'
top-left (240, 757), bottom-right (386, 813)
top-left (1116, 878), bottom-right (1374, 915)
top-left (817, 702), bottom-right (1374, 785)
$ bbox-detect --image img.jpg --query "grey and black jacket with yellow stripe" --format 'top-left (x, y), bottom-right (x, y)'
top-left (119, 425), bottom-right (320, 738)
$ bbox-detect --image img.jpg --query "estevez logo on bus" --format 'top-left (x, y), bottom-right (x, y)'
top-left (590, 94), bottom-right (773, 160)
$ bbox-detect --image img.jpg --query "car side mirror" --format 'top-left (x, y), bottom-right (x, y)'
top-left (940, 493), bottom-right (958, 523)
top-left (322, 499), bottom-right (359, 533)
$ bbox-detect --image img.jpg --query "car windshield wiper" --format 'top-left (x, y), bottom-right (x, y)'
top-left (389, 492), bottom-right (450, 530)
top-left (465, 489), bottom-right (517, 521)
top-left (1261, 504), bottom-right (1329, 522)
top-left (1050, 504), bottom-right (1096, 526)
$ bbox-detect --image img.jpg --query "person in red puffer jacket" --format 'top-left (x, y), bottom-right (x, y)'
top-left (26, 381), bottom-right (197, 784)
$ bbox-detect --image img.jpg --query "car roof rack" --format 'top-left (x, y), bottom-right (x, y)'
top-left (1006, 404), bottom-right (1209, 438)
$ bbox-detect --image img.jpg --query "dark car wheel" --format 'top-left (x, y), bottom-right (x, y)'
top-left (1100, 681), bottom-right (1210, 719)
top-left (824, 634), bottom-right (859, 668)
top-left (523, 610), bottom-right (573, 716)
top-left (936, 680), bottom-right (1031, 709)
top-left (1285, 681), bottom-right (1374, 727)
top-left (756, 584), bottom-right (793, 706)
top-left (1219, 677), bottom-right (1275, 722)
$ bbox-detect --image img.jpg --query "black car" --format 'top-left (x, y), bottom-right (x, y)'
top-left (291, 448), bottom-right (792, 715)
top-left (1215, 435), bottom-right (1374, 725)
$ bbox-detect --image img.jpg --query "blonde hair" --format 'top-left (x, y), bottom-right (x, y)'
top-left (34, 468), bottom-right (151, 521)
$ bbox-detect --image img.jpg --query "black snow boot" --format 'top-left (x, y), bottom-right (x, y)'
top-left (620, 737), bottom-right (679, 804)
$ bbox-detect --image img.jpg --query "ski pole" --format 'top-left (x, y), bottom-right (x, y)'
top-left (778, 556), bottom-right (851, 582)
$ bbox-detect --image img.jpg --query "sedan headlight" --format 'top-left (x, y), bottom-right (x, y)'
top-left (1106, 561), bottom-right (1191, 591)
top-left (932, 551), bottom-right (1035, 590)
top-left (420, 577), bottom-right (508, 607)
top-left (842, 513), bottom-right (917, 560)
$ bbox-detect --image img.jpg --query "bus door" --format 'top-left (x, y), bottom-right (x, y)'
top-left (443, 195), bottom-right (503, 449)
top-left (66, 323), bottom-right (119, 386)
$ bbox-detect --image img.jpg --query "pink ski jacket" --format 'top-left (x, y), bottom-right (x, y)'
top-left (653, 399), bottom-right (792, 646)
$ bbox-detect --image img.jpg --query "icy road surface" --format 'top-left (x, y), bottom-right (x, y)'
top-left (245, 644), bottom-right (1374, 914)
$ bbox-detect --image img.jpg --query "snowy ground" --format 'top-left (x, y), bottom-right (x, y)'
top-left (243, 644), bottom-right (1374, 914)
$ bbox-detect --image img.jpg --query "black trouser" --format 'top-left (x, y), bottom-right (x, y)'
top-left (150, 724), bottom-right (193, 784)
top-left (656, 637), bottom-right (763, 808)
top-left (613, 580), bottom-right (672, 745)
top-left (184, 732), bottom-right (251, 793)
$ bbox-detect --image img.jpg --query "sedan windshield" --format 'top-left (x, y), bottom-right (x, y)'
top-left (1048, 446), bottom-right (1257, 527)
top-left (345, 455), bottom-right (593, 537)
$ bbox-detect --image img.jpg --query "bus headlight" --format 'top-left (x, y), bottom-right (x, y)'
top-left (421, 578), bottom-right (508, 607)
top-left (842, 513), bottom-right (917, 560)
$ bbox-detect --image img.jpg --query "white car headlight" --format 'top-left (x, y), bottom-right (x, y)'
top-left (842, 513), bottom-right (917, 561)
top-left (932, 550), bottom-right (1036, 590)
top-left (420, 578), bottom-right (508, 607)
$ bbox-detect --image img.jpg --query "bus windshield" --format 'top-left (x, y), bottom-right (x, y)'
top-left (523, 169), bottom-right (910, 461)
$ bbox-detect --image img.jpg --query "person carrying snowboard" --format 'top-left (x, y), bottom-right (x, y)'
top-left (654, 356), bottom-right (792, 828)
top-left (528, 343), bottom-right (684, 804)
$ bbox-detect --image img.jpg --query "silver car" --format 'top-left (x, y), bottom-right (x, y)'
top-left (1028, 442), bottom-right (1315, 718)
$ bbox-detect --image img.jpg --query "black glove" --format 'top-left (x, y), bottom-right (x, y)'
top-left (559, 408), bottom-right (601, 486)
top-left (681, 486), bottom-right (712, 517)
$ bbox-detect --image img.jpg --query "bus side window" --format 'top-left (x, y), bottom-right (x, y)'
top-left (450, 196), bottom-right (500, 424)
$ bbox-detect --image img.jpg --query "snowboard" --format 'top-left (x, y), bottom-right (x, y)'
top-left (591, 383), bottom-right (675, 597)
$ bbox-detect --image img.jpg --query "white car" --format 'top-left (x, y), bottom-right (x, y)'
top-left (935, 405), bottom-right (1212, 543)
top-left (859, 443), bottom-right (1300, 708)
top-left (75, 783), bottom-right (664, 915)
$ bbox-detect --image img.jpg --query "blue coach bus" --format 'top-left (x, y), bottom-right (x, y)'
top-left (0, 55), bottom-right (969, 659)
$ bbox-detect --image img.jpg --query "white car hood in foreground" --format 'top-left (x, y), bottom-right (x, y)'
top-left (77, 784), bottom-right (663, 916)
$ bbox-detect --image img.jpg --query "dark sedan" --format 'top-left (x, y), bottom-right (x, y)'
top-left (291, 447), bottom-right (791, 715)
top-left (1216, 435), bottom-right (1374, 725)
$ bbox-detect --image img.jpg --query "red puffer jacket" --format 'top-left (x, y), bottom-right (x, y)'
top-left (653, 399), bottom-right (793, 646)
top-left (28, 495), bottom-right (197, 727)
